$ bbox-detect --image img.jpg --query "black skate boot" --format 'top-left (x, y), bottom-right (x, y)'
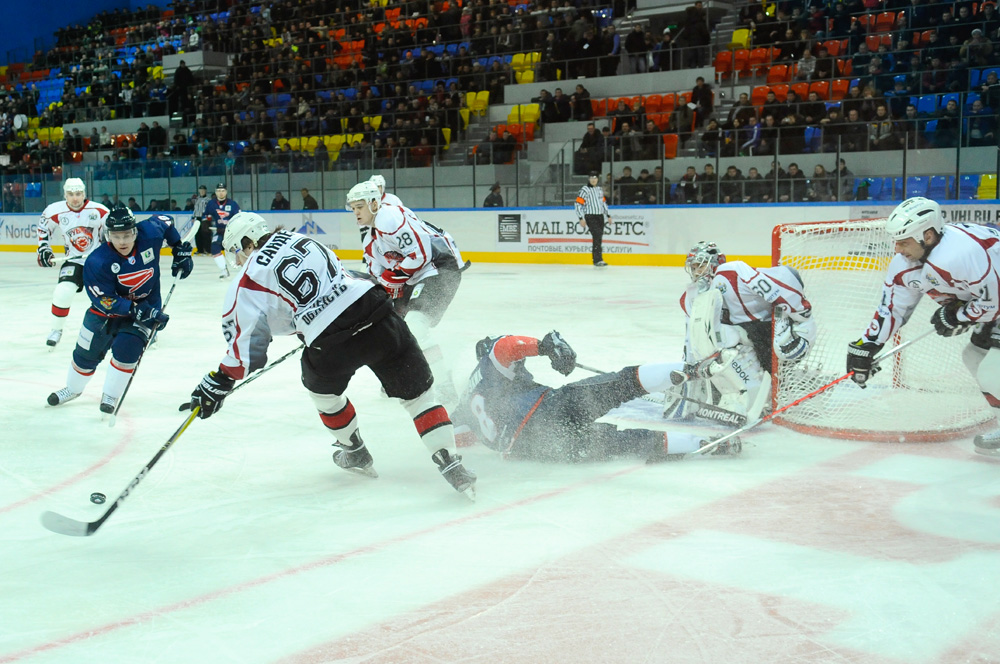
top-left (332, 434), bottom-right (378, 478)
top-left (432, 449), bottom-right (477, 500)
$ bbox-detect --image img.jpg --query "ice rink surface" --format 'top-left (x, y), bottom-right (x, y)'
top-left (2, 251), bottom-right (1000, 664)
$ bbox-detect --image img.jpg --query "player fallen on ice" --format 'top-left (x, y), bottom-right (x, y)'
top-left (846, 197), bottom-right (1000, 455)
top-left (662, 241), bottom-right (817, 427)
top-left (47, 206), bottom-right (193, 414)
top-left (348, 180), bottom-right (468, 405)
top-left (180, 211), bottom-right (476, 497)
top-left (36, 178), bottom-right (111, 348)
top-left (452, 332), bottom-right (742, 462)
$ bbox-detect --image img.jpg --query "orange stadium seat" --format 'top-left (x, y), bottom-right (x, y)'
top-left (770, 84), bottom-right (789, 101)
top-left (644, 94), bottom-right (663, 112)
top-left (766, 64), bottom-right (789, 84)
top-left (808, 80), bottom-right (830, 100)
top-left (662, 134), bottom-right (679, 159)
top-left (831, 78), bottom-right (850, 99)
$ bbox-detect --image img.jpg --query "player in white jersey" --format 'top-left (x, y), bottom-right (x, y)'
top-left (846, 197), bottom-right (1000, 455)
top-left (369, 174), bottom-right (403, 208)
top-left (664, 241), bottom-right (816, 425)
top-left (347, 180), bottom-right (468, 403)
top-left (36, 178), bottom-right (111, 348)
top-left (180, 211), bottom-right (476, 497)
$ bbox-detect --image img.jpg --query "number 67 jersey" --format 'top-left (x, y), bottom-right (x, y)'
top-left (220, 231), bottom-right (374, 379)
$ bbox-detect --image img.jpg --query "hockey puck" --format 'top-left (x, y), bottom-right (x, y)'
top-left (90, 492), bottom-right (107, 505)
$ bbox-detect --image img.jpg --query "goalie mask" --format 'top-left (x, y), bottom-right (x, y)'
top-left (685, 241), bottom-right (726, 283)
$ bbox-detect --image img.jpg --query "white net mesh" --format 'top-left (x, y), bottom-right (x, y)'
top-left (772, 219), bottom-right (994, 441)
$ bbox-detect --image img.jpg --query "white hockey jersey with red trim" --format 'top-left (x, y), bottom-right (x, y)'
top-left (218, 231), bottom-right (374, 380)
top-left (860, 223), bottom-right (1000, 345)
top-left (363, 204), bottom-right (463, 285)
top-left (381, 192), bottom-right (403, 208)
top-left (680, 261), bottom-right (812, 324)
top-left (38, 199), bottom-right (110, 265)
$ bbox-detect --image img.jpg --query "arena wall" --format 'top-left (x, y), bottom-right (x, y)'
top-left (4, 201), bottom-right (999, 267)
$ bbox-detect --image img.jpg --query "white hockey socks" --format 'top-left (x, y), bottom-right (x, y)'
top-left (401, 388), bottom-right (456, 454)
top-left (407, 310), bottom-right (458, 405)
top-left (50, 280), bottom-right (78, 330)
top-left (309, 391), bottom-right (361, 447)
top-left (213, 254), bottom-right (228, 275)
top-left (66, 360), bottom-right (95, 395)
top-left (637, 362), bottom-right (683, 394)
top-left (661, 432), bottom-right (704, 454)
top-left (102, 358), bottom-right (137, 402)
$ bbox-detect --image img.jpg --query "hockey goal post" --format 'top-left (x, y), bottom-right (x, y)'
top-left (770, 218), bottom-right (993, 442)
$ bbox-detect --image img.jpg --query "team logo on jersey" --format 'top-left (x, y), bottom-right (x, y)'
top-left (99, 296), bottom-right (116, 310)
top-left (89, 212), bottom-right (98, 221)
top-left (141, 248), bottom-right (154, 264)
top-left (111, 263), bottom-right (120, 274)
top-left (128, 256), bottom-right (135, 265)
top-left (907, 279), bottom-right (921, 289)
top-left (926, 274), bottom-right (940, 287)
top-left (66, 227), bottom-right (93, 252)
top-left (118, 268), bottom-right (155, 293)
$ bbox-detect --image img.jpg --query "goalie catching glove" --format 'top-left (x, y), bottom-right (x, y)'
top-left (180, 370), bottom-right (236, 418)
top-left (171, 241), bottom-right (193, 279)
top-left (846, 340), bottom-right (883, 387)
top-left (931, 301), bottom-right (973, 337)
top-left (37, 244), bottom-right (55, 267)
top-left (538, 330), bottom-right (576, 375)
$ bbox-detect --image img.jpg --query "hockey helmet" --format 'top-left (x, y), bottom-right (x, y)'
top-left (885, 197), bottom-right (943, 243)
top-left (346, 181), bottom-right (381, 211)
top-left (105, 206), bottom-right (137, 233)
top-left (369, 174), bottom-right (386, 192)
top-left (63, 178), bottom-right (86, 195)
top-left (685, 241), bottom-right (726, 282)
top-left (475, 336), bottom-right (501, 361)
top-left (223, 211), bottom-right (271, 262)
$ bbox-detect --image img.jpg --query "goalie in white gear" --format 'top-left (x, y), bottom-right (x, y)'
top-left (845, 196), bottom-right (1000, 456)
top-left (663, 241), bottom-right (817, 426)
top-left (37, 178), bottom-right (111, 348)
top-left (348, 180), bottom-right (468, 404)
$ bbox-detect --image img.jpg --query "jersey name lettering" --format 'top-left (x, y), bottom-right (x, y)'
top-left (255, 232), bottom-right (293, 266)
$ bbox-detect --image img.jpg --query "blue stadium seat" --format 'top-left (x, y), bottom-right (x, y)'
top-left (803, 126), bottom-right (820, 152)
top-left (24, 182), bottom-right (42, 198)
top-left (856, 177), bottom-right (882, 199)
top-left (927, 175), bottom-right (949, 199)
top-left (316, 90), bottom-right (331, 102)
top-left (958, 174), bottom-right (980, 199)
top-left (343, 87), bottom-right (358, 100)
top-left (276, 93), bottom-right (292, 107)
top-left (965, 92), bottom-right (981, 109)
top-left (917, 95), bottom-right (937, 116)
top-left (906, 176), bottom-right (929, 198)
top-left (970, 69), bottom-right (983, 88)
top-left (136, 147), bottom-right (147, 160)
top-left (873, 177), bottom-right (895, 201)
top-left (924, 118), bottom-right (938, 140)
top-left (941, 92), bottom-right (960, 109)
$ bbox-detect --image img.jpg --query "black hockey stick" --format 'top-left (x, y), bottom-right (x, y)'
top-left (41, 344), bottom-right (305, 537)
top-left (693, 328), bottom-right (936, 456)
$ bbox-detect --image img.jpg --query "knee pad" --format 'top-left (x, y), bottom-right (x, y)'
top-left (52, 280), bottom-right (79, 308)
top-left (111, 329), bottom-right (146, 365)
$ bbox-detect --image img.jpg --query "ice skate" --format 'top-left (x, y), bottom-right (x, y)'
top-left (46, 329), bottom-right (62, 349)
top-left (219, 268), bottom-right (229, 279)
top-left (700, 435), bottom-right (742, 456)
top-left (46, 387), bottom-right (80, 407)
top-left (432, 449), bottom-right (477, 500)
top-left (974, 429), bottom-right (1000, 457)
top-left (332, 440), bottom-right (378, 478)
top-left (99, 394), bottom-right (118, 415)
top-left (594, 260), bottom-right (608, 267)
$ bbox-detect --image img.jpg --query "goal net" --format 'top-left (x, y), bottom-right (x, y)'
top-left (771, 218), bottom-right (994, 442)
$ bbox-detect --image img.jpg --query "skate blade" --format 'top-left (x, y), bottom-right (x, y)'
top-left (461, 485), bottom-right (476, 501)
top-left (343, 466), bottom-right (379, 479)
top-left (974, 446), bottom-right (1000, 458)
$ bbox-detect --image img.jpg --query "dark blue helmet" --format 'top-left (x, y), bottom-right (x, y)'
top-left (105, 206), bottom-right (137, 233)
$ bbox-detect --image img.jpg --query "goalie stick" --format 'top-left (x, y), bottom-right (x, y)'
top-left (693, 328), bottom-right (936, 456)
top-left (41, 344), bottom-right (306, 537)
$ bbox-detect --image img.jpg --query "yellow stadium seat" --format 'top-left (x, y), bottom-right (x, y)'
top-left (350, 133), bottom-right (364, 145)
top-left (442, 127), bottom-right (451, 150)
top-left (472, 90), bottom-right (490, 116)
top-left (512, 53), bottom-right (527, 73)
top-left (516, 70), bottom-right (535, 84)
top-left (459, 108), bottom-right (470, 129)
top-left (305, 136), bottom-right (320, 152)
top-left (28, 117), bottom-right (39, 129)
top-left (521, 103), bottom-right (540, 124)
top-left (978, 174), bottom-right (998, 199)
top-left (364, 115), bottom-right (382, 130)
top-left (51, 127), bottom-right (64, 142)
top-left (287, 137), bottom-right (300, 151)
top-left (37, 127), bottom-right (50, 142)
top-left (528, 52), bottom-right (541, 66)
top-left (730, 29), bottom-right (750, 49)
top-left (277, 138), bottom-right (289, 149)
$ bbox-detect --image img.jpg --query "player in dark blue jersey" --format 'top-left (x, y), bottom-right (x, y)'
top-left (47, 207), bottom-right (193, 415)
top-left (204, 182), bottom-right (241, 279)
top-left (453, 332), bottom-right (742, 462)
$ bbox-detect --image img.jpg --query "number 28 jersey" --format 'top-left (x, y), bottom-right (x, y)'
top-left (219, 231), bottom-right (373, 379)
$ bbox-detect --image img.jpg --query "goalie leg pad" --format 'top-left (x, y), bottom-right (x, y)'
top-left (710, 345), bottom-right (766, 396)
top-left (973, 347), bottom-right (1000, 407)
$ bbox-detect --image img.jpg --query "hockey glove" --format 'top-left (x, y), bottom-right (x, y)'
top-left (378, 268), bottom-right (409, 299)
top-left (181, 370), bottom-right (236, 419)
top-left (538, 330), bottom-right (577, 376)
top-left (37, 244), bottom-right (55, 268)
top-left (846, 339), bottom-right (883, 388)
top-left (773, 319), bottom-right (813, 361)
top-left (171, 241), bottom-right (193, 279)
top-left (931, 302), bottom-right (971, 337)
top-left (133, 301), bottom-right (170, 333)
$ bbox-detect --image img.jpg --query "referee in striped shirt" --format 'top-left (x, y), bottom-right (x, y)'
top-left (575, 171), bottom-right (611, 267)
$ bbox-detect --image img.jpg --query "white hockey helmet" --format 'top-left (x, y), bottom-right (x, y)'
top-left (223, 211), bottom-right (271, 267)
top-left (369, 174), bottom-right (386, 192)
top-left (885, 197), bottom-right (943, 242)
top-left (63, 177), bottom-right (86, 195)
top-left (346, 181), bottom-right (381, 211)
top-left (685, 241), bottom-right (726, 282)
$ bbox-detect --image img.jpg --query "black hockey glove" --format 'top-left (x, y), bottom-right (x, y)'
top-left (37, 244), bottom-right (55, 267)
top-left (133, 301), bottom-right (170, 333)
top-left (171, 241), bottom-right (193, 279)
top-left (181, 370), bottom-right (236, 419)
top-left (538, 330), bottom-right (577, 376)
top-left (931, 302), bottom-right (971, 337)
top-left (846, 339), bottom-right (883, 388)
